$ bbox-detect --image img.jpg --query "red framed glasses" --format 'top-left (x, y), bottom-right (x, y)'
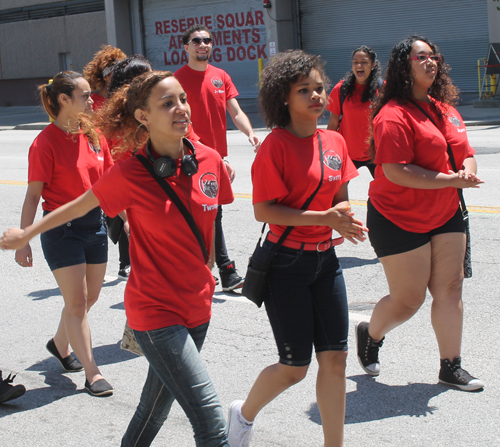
top-left (410, 54), bottom-right (441, 63)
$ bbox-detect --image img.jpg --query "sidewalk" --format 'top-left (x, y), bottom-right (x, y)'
top-left (0, 100), bottom-right (499, 131)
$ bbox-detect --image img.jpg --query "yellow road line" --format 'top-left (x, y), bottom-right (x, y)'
top-left (2, 187), bottom-right (498, 214)
top-left (0, 180), bottom-right (27, 185)
top-left (234, 194), bottom-right (500, 214)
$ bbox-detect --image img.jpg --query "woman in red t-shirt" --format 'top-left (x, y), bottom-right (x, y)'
top-left (227, 50), bottom-right (367, 447)
top-left (1, 71), bottom-right (233, 446)
top-left (83, 44), bottom-right (126, 111)
top-left (326, 45), bottom-right (382, 178)
top-left (356, 35), bottom-right (484, 391)
top-left (13, 71), bottom-right (115, 396)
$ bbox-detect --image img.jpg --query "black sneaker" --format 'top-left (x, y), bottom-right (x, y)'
top-left (213, 275), bottom-right (220, 286)
top-left (439, 357), bottom-right (484, 391)
top-left (356, 321), bottom-right (384, 376)
top-left (0, 372), bottom-right (26, 404)
top-left (219, 260), bottom-right (244, 292)
top-left (118, 265), bottom-right (131, 281)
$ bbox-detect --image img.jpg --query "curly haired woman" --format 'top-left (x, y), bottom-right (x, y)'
top-left (227, 50), bottom-right (367, 447)
top-left (356, 35), bottom-right (484, 392)
top-left (327, 45), bottom-right (382, 177)
top-left (84, 44), bottom-right (126, 110)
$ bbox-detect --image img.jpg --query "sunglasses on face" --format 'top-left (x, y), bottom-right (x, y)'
top-left (187, 37), bottom-right (213, 45)
top-left (409, 54), bottom-right (441, 63)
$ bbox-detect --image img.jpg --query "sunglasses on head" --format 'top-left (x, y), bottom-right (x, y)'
top-left (187, 37), bottom-right (213, 45)
top-left (410, 54), bottom-right (441, 63)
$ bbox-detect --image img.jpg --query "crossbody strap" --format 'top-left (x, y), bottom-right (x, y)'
top-left (408, 98), bottom-right (468, 219)
top-left (258, 132), bottom-right (325, 255)
top-left (136, 154), bottom-right (210, 264)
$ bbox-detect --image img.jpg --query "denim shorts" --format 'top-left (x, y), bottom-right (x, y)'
top-left (41, 207), bottom-right (108, 271)
top-left (367, 200), bottom-right (465, 258)
top-left (259, 239), bottom-right (349, 367)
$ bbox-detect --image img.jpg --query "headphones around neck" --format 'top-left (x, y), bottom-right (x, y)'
top-left (145, 138), bottom-right (199, 178)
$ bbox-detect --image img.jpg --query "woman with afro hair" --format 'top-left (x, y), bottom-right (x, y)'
top-left (227, 50), bottom-right (367, 447)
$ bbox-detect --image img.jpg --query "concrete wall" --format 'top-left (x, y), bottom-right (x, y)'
top-left (0, 12), bottom-right (107, 80)
top-left (488, 0), bottom-right (500, 42)
top-left (0, 11), bottom-right (108, 105)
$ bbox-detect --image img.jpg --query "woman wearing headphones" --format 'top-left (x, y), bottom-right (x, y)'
top-left (1, 71), bottom-right (233, 446)
top-left (12, 71), bottom-right (115, 396)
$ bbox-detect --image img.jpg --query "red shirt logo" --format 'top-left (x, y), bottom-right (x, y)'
top-left (199, 173), bottom-right (219, 198)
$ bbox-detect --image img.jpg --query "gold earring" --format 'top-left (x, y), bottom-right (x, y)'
top-left (134, 123), bottom-right (149, 146)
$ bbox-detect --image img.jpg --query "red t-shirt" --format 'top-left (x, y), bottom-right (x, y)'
top-left (92, 141), bottom-right (234, 331)
top-left (326, 80), bottom-right (372, 161)
top-left (28, 123), bottom-right (114, 211)
top-left (369, 99), bottom-right (475, 232)
top-left (175, 64), bottom-right (239, 158)
top-left (252, 128), bottom-right (358, 243)
top-left (91, 93), bottom-right (107, 111)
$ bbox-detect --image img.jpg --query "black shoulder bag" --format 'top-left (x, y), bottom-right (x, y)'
top-left (120, 154), bottom-right (212, 357)
top-left (408, 98), bottom-right (472, 278)
top-left (242, 134), bottom-right (325, 307)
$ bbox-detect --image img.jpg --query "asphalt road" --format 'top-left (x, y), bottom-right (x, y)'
top-left (0, 126), bottom-right (499, 446)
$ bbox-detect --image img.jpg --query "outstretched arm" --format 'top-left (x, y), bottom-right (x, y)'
top-left (1, 189), bottom-right (100, 251)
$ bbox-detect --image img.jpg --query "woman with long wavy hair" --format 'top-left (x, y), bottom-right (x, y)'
top-left (356, 35), bottom-right (484, 392)
top-left (326, 45), bottom-right (382, 178)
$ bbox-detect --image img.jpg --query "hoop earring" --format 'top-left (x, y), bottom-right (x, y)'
top-left (134, 123), bottom-right (149, 146)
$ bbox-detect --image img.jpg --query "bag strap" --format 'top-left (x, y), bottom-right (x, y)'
top-left (136, 154), bottom-right (210, 264)
top-left (407, 98), bottom-right (468, 220)
top-left (259, 132), bottom-right (325, 256)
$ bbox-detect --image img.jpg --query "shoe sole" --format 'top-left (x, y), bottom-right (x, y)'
top-left (355, 321), bottom-right (380, 377)
top-left (439, 378), bottom-right (484, 392)
top-left (46, 341), bottom-right (84, 373)
top-left (222, 279), bottom-right (245, 292)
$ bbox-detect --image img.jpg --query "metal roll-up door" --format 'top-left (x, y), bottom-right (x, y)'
top-left (299, 0), bottom-right (489, 92)
top-left (142, 0), bottom-right (267, 98)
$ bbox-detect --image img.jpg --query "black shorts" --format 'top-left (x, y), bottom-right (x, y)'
top-left (367, 200), bottom-right (465, 258)
top-left (41, 207), bottom-right (108, 271)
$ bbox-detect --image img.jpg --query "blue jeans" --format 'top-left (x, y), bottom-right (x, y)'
top-left (121, 323), bottom-right (228, 447)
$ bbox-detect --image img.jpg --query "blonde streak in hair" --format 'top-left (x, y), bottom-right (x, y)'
top-left (78, 113), bottom-right (101, 149)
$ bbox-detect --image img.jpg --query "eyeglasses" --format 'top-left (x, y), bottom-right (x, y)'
top-left (409, 54), bottom-right (441, 63)
top-left (187, 37), bottom-right (212, 45)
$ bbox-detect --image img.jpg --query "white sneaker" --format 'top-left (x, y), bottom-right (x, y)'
top-left (227, 400), bottom-right (254, 447)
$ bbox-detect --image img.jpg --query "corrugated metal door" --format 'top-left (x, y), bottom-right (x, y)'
top-left (299, 0), bottom-right (489, 92)
top-left (142, 0), bottom-right (267, 98)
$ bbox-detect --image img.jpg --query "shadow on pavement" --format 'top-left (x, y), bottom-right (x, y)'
top-left (338, 256), bottom-right (380, 269)
top-left (27, 278), bottom-right (124, 302)
top-left (0, 372), bottom-right (78, 417)
top-left (307, 375), bottom-right (449, 425)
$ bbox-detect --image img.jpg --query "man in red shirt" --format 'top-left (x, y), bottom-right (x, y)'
top-left (175, 24), bottom-right (262, 292)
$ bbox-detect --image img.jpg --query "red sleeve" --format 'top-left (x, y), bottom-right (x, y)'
top-left (224, 71), bottom-right (239, 101)
top-left (373, 115), bottom-right (416, 165)
top-left (326, 81), bottom-right (342, 115)
top-left (99, 135), bottom-right (115, 171)
top-left (28, 134), bottom-right (54, 185)
top-left (251, 136), bottom-right (289, 204)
